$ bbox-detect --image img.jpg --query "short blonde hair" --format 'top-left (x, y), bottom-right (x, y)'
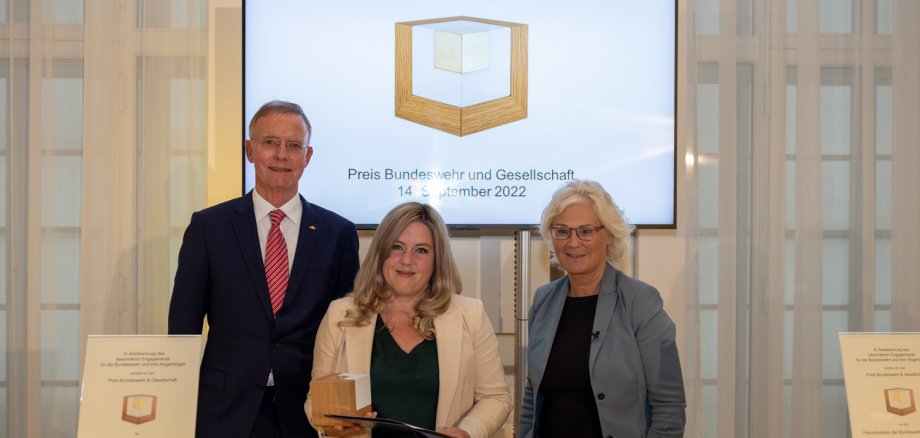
top-left (340, 202), bottom-right (461, 339)
top-left (538, 179), bottom-right (635, 266)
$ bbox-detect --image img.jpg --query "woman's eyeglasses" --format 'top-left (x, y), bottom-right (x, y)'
top-left (550, 224), bottom-right (605, 241)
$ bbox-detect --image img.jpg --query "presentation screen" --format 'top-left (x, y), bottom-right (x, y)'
top-left (245, 1), bottom-right (676, 228)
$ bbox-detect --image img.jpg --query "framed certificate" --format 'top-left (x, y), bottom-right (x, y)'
top-left (77, 335), bottom-right (202, 438)
top-left (840, 332), bottom-right (920, 437)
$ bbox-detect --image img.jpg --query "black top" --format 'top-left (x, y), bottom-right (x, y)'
top-left (538, 294), bottom-right (603, 438)
top-left (370, 316), bottom-right (439, 438)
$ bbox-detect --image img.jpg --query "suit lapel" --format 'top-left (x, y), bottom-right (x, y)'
top-left (528, 281), bottom-right (567, 391)
top-left (434, 300), bottom-right (462, 428)
top-left (589, 264), bottom-right (619, 368)
top-left (232, 193), bottom-right (275, 321)
top-left (285, 196), bottom-right (318, 307)
top-left (344, 314), bottom-right (376, 373)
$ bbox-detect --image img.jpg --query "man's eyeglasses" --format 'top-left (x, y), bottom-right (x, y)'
top-left (550, 224), bottom-right (605, 241)
top-left (255, 137), bottom-right (306, 153)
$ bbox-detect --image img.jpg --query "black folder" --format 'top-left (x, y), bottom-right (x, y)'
top-left (324, 414), bottom-right (451, 438)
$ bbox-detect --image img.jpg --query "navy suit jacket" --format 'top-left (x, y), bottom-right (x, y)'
top-left (519, 263), bottom-right (686, 438)
top-left (168, 192), bottom-right (359, 438)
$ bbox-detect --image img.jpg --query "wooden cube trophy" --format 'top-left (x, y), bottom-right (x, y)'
top-left (310, 373), bottom-right (372, 427)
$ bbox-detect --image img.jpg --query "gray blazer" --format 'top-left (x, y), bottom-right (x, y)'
top-left (519, 263), bottom-right (686, 438)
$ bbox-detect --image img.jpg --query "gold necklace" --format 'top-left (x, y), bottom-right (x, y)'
top-left (384, 302), bottom-right (416, 333)
top-left (383, 303), bottom-right (397, 332)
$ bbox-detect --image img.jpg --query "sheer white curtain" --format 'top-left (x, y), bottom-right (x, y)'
top-left (0, 0), bottom-right (207, 436)
top-left (683, 0), bottom-right (920, 437)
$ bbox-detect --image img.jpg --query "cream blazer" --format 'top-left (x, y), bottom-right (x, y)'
top-left (307, 294), bottom-right (512, 438)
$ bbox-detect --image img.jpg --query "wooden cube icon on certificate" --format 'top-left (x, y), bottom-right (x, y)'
top-left (122, 394), bottom-right (157, 424)
top-left (310, 373), bottom-right (372, 427)
top-left (885, 388), bottom-right (916, 416)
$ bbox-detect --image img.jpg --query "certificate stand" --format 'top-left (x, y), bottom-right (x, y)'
top-left (839, 332), bottom-right (920, 437)
top-left (77, 335), bottom-right (202, 438)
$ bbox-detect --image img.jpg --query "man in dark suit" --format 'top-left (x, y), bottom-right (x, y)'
top-left (168, 100), bottom-right (359, 438)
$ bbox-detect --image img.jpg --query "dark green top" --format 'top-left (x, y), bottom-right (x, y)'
top-left (370, 316), bottom-right (439, 437)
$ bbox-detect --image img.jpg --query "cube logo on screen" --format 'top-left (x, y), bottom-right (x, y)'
top-left (395, 16), bottom-right (528, 136)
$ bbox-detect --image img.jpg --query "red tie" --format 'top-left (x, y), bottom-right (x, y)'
top-left (265, 209), bottom-right (289, 316)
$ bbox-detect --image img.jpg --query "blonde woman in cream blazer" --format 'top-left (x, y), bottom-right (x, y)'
top-left (306, 203), bottom-right (511, 438)
top-left (311, 295), bottom-right (510, 437)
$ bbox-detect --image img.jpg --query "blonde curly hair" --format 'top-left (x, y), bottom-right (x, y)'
top-left (338, 202), bottom-right (461, 339)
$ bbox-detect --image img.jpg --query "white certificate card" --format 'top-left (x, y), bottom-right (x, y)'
top-left (77, 335), bottom-right (202, 438)
top-left (840, 332), bottom-right (920, 437)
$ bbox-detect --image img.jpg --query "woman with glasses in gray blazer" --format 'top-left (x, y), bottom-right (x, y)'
top-left (519, 180), bottom-right (686, 438)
